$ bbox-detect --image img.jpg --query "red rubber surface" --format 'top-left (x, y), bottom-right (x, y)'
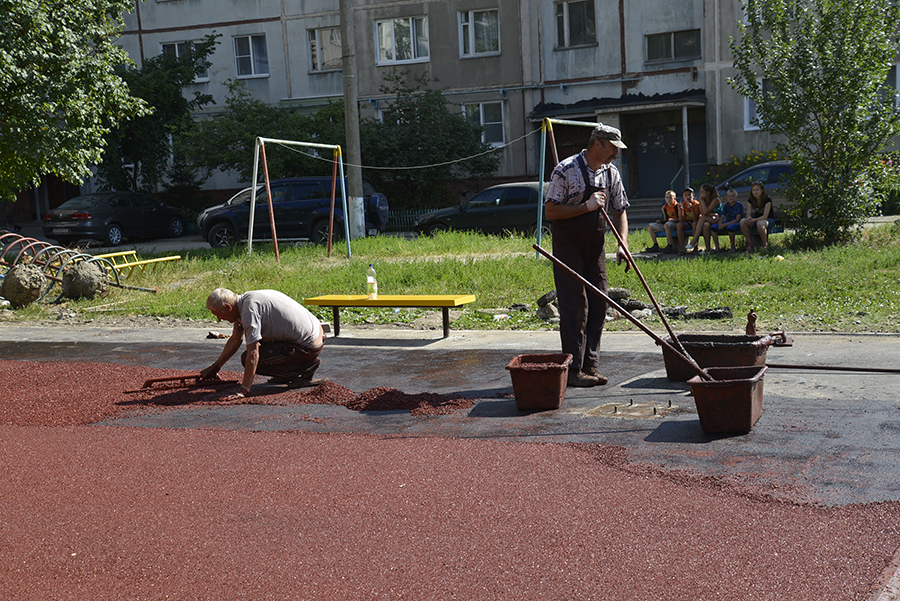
top-left (2, 360), bottom-right (899, 600)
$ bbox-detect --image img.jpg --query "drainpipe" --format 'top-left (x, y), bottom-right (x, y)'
top-left (714, 0), bottom-right (723, 163)
top-left (683, 105), bottom-right (690, 187)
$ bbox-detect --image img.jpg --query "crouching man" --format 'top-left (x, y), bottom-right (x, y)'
top-left (200, 288), bottom-right (325, 398)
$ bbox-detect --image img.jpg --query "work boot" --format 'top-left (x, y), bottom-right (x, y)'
top-left (285, 358), bottom-right (323, 388)
top-left (299, 357), bottom-right (321, 380)
top-left (567, 370), bottom-right (601, 387)
top-left (583, 366), bottom-right (609, 386)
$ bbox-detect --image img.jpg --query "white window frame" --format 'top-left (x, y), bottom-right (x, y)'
top-left (645, 29), bottom-right (701, 63)
top-left (308, 27), bottom-right (343, 72)
top-left (233, 34), bottom-right (269, 78)
top-left (744, 77), bottom-right (774, 131)
top-left (375, 16), bottom-right (430, 65)
top-left (459, 9), bottom-right (501, 58)
top-left (160, 41), bottom-right (209, 82)
top-left (464, 101), bottom-right (505, 147)
top-left (744, 96), bottom-right (762, 131)
top-left (881, 64), bottom-right (900, 110)
top-left (554, 0), bottom-right (597, 49)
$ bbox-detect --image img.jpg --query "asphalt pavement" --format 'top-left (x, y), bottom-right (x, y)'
top-left (2, 323), bottom-right (899, 509)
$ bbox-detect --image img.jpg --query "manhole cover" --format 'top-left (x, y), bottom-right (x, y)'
top-left (582, 400), bottom-right (679, 419)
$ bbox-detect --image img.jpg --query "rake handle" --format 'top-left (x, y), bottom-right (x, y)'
top-left (533, 243), bottom-right (714, 381)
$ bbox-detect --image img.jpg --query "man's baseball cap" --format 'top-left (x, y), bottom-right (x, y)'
top-left (592, 125), bottom-right (627, 149)
top-left (683, 187), bottom-right (694, 194)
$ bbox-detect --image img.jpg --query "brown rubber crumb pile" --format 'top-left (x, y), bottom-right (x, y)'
top-left (0, 360), bottom-right (473, 427)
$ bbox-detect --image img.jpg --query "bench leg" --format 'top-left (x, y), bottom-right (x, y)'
top-left (442, 307), bottom-right (450, 338)
top-left (331, 306), bottom-right (341, 336)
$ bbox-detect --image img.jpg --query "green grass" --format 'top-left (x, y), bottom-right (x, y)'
top-left (12, 224), bottom-right (900, 334)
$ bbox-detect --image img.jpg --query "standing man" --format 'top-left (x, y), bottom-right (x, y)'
top-left (544, 125), bottom-right (630, 388)
top-left (200, 288), bottom-right (325, 397)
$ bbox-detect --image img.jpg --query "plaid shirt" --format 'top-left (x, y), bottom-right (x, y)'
top-left (545, 151), bottom-right (629, 214)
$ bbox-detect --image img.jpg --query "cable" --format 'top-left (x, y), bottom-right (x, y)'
top-left (267, 128), bottom-right (540, 172)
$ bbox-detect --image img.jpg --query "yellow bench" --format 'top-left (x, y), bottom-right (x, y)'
top-left (92, 250), bottom-right (181, 280)
top-left (304, 294), bottom-right (477, 338)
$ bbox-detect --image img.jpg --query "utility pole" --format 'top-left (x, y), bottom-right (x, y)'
top-left (340, 0), bottom-right (365, 239)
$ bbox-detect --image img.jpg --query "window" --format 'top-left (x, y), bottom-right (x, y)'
top-left (555, 1), bottom-right (596, 48)
top-left (879, 65), bottom-right (900, 109)
top-left (131, 194), bottom-right (159, 210)
top-left (467, 188), bottom-right (503, 209)
top-left (646, 30), bottom-right (701, 62)
top-left (459, 9), bottom-right (500, 57)
top-left (292, 182), bottom-right (325, 201)
top-left (502, 187), bottom-right (537, 206)
top-left (744, 78), bottom-right (774, 130)
top-left (234, 34), bottom-right (269, 77)
top-left (308, 27), bottom-right (342, 71)
top-left (464, 102), bottom-right (504, 146)
top-left (376, 16), bottom-right (429, 64)
top-left (256, 185), bottom-right (289, 204)
top-left (161, 41), bottom-right (209, 81)
top-left (744, 0), bottom-right (797, 24)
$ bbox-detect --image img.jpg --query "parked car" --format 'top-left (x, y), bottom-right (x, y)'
top-left (716, 160), bottom-right (794, 212)
top-left (414, 182), bottom-right (549, 236)
top-left (196, 186), bottom-right (257, 233)
top-left (198, 177), bottom-right (390, 248)
top-left (42, 191), bottom-right (187, 247)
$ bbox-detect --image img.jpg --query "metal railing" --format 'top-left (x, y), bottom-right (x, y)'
top-left (385, 210), bottom-right (426, 232)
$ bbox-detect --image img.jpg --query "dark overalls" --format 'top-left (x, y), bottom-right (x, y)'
top-left (550, 154), bottom-right (613, 375)
top-left (241, 340), bottom-right (323, 381)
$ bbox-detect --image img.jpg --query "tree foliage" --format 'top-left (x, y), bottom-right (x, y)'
top-left (178, 71), bottom-right (501, 210)
top-left (361, 70), bottom-right (501, 208)
top-left (0, 0), bottom-right (149, 201)
top-left (176, 80), bottom-right (320, 183)
top-left (97, 34), bottom-right (219, 193)
top-left (730, 0), bottom-right (900, 246)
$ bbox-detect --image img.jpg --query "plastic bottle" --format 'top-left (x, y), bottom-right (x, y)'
top-left (366, 264), bottom-right (378, 300)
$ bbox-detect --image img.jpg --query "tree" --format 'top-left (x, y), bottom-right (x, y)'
top-left (730, 0), bottom-right (900, 246)
top-left (97, 34), bottom-right (219, 193)
top-left (0, 0), bottom-right (149, 201)
top-left (361, 70), bottom-right (501, 209)
top-left (177, 80), bottom-right (317, 183)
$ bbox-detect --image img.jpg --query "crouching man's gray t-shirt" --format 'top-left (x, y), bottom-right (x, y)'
top-left (236, 289), bottom-right (321, 347)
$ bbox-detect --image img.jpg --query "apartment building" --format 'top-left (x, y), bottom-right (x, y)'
top-left (114, 0), bottom-right (781, 198)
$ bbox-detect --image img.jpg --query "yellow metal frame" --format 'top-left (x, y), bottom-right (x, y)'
top-left (93, 250), bottom-right (181, 280)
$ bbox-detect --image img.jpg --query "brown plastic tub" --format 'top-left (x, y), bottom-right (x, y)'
top-left (687, 365), bottom-right (768, 434)
top-left (506, 353), bottom-right (573, 411)
top-left (659, 334), bottom-right (774, 382)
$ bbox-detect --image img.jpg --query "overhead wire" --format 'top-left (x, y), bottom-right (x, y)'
top-left (267, 128), bottom-right (541, 172)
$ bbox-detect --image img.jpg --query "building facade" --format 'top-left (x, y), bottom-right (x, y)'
top-left (113, 0), bottom-right (784, 198)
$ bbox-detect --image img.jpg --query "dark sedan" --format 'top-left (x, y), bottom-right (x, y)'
top-left (198, 177), bottom-right (389, 248)
top-left (42, 191), bottom-right (187, 246)
top-left (415, 182), bottom-right (549, 236)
